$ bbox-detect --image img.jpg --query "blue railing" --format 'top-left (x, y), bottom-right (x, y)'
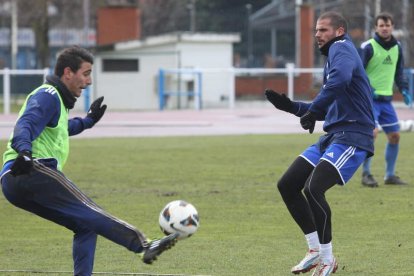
top-left (158, 68), bottom-right (202, 111)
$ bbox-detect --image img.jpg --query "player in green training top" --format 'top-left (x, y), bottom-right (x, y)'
top-left (0, 46), bottom-right (178, 275)
top-left (359, 12), bottom-right (412, 187)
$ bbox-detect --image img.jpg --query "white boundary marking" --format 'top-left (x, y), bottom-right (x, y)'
top-left (0, 270), bottom-right (212, 276)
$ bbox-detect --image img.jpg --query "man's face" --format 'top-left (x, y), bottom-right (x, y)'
top-left (375, 18), bottom-right (393, 41)
top-left (315, 18), bottom-right (344, 49)
top-left (62, 62), bottom-right (92, 98)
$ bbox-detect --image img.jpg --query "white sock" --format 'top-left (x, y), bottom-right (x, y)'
top-left (305, 231), bottom-right (320, 250)
top-left (319, 242), bottom-right (333, 264)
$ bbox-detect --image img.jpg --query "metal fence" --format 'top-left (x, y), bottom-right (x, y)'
top-left (0, 68), bottom-right (49, 114)
top-left (2, 66), bottom-right (413, 114)
top-left (158, 65), bottom-right (414, 110)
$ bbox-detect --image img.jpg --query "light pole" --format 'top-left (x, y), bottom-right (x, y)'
top-left (295, 0), bottom-right (302, 67)
top-left (187, 0), bottom-right (196, 33)
top-left (246, 3), bottom-right (252, 67)
top-left (364, 0), bottom-right (371, 41)
top-left (11, 0), bottom-right (18, 69)
top-left (375, 0), bottom-right (381, 16)
top-left (402, 0), bottom-right (409, 65)
top-left (83, 0), bottom-right (90, 46)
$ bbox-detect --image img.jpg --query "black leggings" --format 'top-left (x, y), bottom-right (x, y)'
top-left (277, 156), bottom-right (341, 244)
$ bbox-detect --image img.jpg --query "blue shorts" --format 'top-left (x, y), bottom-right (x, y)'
top-left (373, 101), bottom-right (400, 133)
top-left (300, 143), bottom-right (368, 185)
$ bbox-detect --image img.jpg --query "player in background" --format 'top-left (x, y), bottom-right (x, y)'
top-left (359, 12), bottom-right (412, 187)
top-left (265, 12), bottom-right (374, 275)
top-left (0, 46), bottom-right (178, 276)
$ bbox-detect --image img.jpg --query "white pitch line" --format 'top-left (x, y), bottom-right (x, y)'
top-left (0, 270), bottom-right (212, 276)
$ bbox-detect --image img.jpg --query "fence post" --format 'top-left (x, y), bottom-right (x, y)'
top-left (3, 68), bottom-right (10, 115)
top-left (158, 69), bottom-right (165, 110)
top-left (228, 68), bottom-right (235, 109)
top-left (83, 86), bottom-right (90, 112)
top-left (43, 67), bottom-right (50, 81)
top-left (286, 63), bottom-right (295, 100)
top-left (195, 71), bottom-right (202, 110)
top-left (408, 68), bottom-right (413, 109)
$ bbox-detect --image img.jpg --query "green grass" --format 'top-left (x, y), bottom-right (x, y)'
top-left (0, 133), bottom-right (413, 275)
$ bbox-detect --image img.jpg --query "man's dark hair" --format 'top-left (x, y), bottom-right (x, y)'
top-left (375, 12), bottom-right (394, 26)
top-left (318, 11), bottom-right (348, 33)
top-left (54, 46), bottom-right (94, 77)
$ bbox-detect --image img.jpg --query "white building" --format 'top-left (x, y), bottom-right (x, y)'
top-left (92, 32), bottom-right (240, 111)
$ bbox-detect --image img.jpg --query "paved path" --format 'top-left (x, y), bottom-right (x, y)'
top-left (0, 105), bottom-right (413, 139)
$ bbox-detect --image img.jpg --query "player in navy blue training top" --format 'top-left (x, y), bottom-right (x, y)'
top-left (0, 46), bottom-right (178, 276)
top-left (265, 12), bottom-right (375, 276)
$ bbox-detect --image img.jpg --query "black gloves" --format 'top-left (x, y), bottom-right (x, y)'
top-left (87, 96), bottom-right (107, 125)
top-left (265, 89), bottom-right (316, 133)
top-left (265, 89), bottom-right (294, 113)
top-left (300, 111), bottom-right (316, 134)
top-left (10, 151), bottom-right (33, 176)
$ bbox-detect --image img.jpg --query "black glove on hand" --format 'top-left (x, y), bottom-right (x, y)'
top-left (87, 96), bottom-right (107, 125)
top-left (300, 111), bottom-right (316, 134)
top-left (10, 151), bottom-right (33, 176)
top-left (265, 89), bottom-right (293, 113)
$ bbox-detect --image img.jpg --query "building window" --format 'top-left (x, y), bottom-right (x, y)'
top-left (102, 58), bottom-right (139, 72)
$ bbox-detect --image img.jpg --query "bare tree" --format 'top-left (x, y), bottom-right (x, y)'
top-left (138, 0), bottom-right (188, 37)
top-left (32, 0), bottom-right (49, 68)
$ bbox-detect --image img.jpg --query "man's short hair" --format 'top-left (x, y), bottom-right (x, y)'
top-left (375, 12), bottom-right (394, 26)
top-left (318, 11), bottom-right (348, 33)
top-left (54, 46), bottom-right (94, 77)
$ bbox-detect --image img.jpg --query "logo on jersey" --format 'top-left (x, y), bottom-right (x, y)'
top-left (44, 86), bottom-right (57, 95)
top-left (382, 55), bottom-right (393, 65)
top-left (334, 39), bottom-right (346, 44)
top-left (326, 152), bottom-right (334, 158)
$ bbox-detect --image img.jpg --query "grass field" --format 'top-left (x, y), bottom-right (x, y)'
top-left (0, 133), bottom-right (413, 275)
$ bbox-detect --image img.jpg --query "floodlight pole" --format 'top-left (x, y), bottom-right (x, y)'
top-left (83, 0), bottom-right (90, 45)
top-left (295, 0), bottom-right (302, 67)
top-left (402, 0), bottom-right (409, 65)
top-left (375, 0), bottom-right (381, 16)
top-left (11, 0), bottom-right (18, 69)
top-left (188, 0), bottom-right (196, 33)
top-left (246, 4), bottom-right (253, 68)
top-left (364, 1), bottom-right (371, 41)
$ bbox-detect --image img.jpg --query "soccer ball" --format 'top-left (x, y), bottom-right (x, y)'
top-left (159, 200), bottom-right (199, 240)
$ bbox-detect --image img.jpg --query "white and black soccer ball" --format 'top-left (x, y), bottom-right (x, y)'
top-left (159, 200), bottom-right (199, 240)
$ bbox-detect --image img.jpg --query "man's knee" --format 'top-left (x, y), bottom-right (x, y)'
top-left (304, 161), bottom-right (340, 198)
top-left (387, 132), bottom-right (400, 144)
top-left (277, 176), bottom-right (291, 198)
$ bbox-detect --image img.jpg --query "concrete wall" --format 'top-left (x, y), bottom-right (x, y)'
top-left (94, 50), bottom-right (177, 110)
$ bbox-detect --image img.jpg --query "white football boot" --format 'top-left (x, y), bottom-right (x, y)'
top-left (311, 257), bottom-right (338, 276)
top-left (291, 249), bottom-right (320, 274)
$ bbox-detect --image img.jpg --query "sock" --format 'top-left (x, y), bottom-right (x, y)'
top-left (319, 242), bottom-right (333, 264)
top-left (385, 143), bottom-right (398, 178)
top-left (362, 157), bottom-right (372, 174)
top-left (305, 231), bottom-right (320, 251)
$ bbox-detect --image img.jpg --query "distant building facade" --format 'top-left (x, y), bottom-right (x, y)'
top-left (0, 28), bottom-right (95, 69)
top-left (93, 32), bottom-right (240, 110)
